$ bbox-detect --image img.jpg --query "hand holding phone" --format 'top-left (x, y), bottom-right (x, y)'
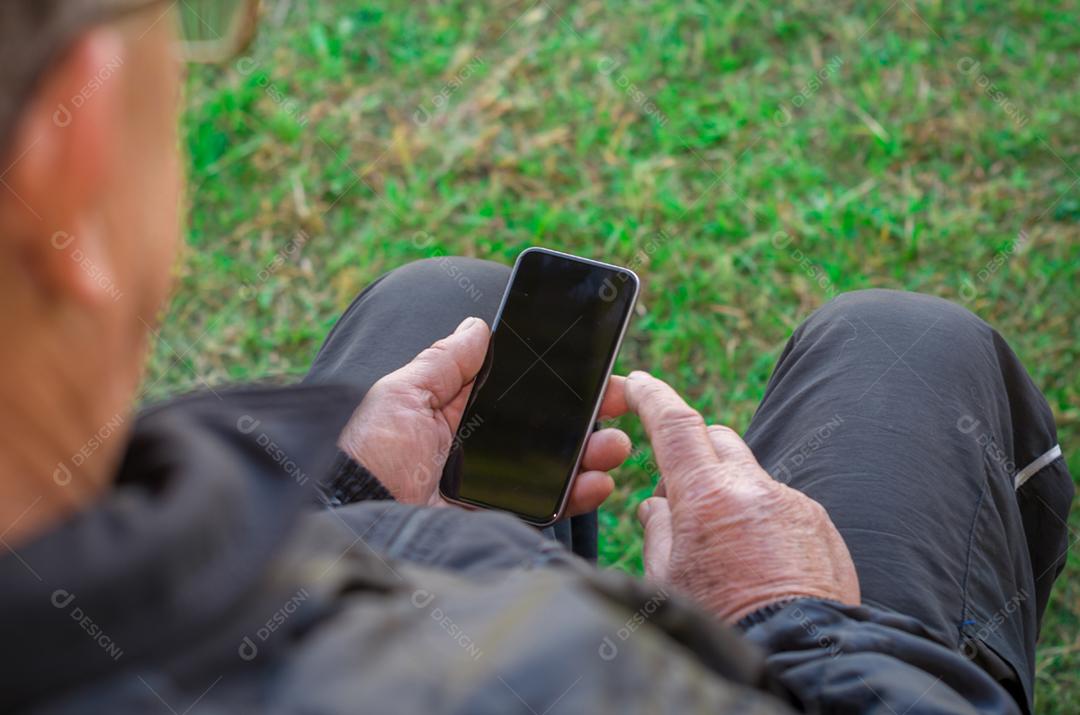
top-left (337, 315), bottom-right (493, 505)
top-left (337, 249), bottom-right (634, 517)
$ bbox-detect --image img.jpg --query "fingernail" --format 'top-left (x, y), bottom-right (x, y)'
top-left (638, 499), bottom-right (651, 518)
top-left (628, 370), bottom-right (650, 382)
top-left (455, 317), bottom-right (480, 334)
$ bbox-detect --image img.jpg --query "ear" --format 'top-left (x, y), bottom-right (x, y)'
top-left (2, 28), bottom-right (128, 306)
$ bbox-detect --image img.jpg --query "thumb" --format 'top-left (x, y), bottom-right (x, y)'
top-left (396, 317), bottom-right (490, 407)
top-left (638, 497), bottom-right (673, 582)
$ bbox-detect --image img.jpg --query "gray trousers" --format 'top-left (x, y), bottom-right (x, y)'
top-left (305, 257), bottom-right (1072, 710)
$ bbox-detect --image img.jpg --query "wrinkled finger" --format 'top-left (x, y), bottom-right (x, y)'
top-left (623, 371), bottom-right (718, 506)
top-left (581, 428), bottom-right (632, 472)
top-left (598, 375), bottom-right (629, 419)
top-left (398, 317), bottom-right (490, 407)
top-left (638, 497), bottom-right (673, 582)
top-left (705, 424), bottom-right (761, 470)
top-left (565, 470), bottom-right (615, 517)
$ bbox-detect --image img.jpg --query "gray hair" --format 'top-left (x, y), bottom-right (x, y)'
top-left (0, 1), bottom-right (112, 160)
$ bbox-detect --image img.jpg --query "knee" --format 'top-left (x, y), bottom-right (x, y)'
top-left (388, 255), bottom-right (510, 282)
top-left (380, 256), bottom-right (510, 306)
top-left (796, 289), bottom-right (999, 362)
top-left (809, 289), bottom-right (993, 337)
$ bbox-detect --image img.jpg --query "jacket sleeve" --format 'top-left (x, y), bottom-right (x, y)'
top-left (315, 451), bottom-right (395, 506)
top-left (740, 599), bottom-right (1022, 714)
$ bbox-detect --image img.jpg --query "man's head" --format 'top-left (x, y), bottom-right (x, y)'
top-left (1, 0), bottom-right (182, 339)
top-left (0, 1), bottom-right (256, 541)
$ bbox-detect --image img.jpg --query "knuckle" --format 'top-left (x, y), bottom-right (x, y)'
top-left (635, 380), bottom-right (674, 409)
top-left (675, 463), bottom-right (723, 501)
top-left (406, 342), bottom-right (459, 391)
top-left (724, 474), bottom-right (776, 504)
top-left (775, 485), bottom-right (833, 527)
top-left (421, 339), bottom-right (454, 363)
top-left (804, 496), bottom-right (832, 524)
top-left (657, 406), bottom-right (706, 433)
top-left (654, 424), bottom-right (705, 463)
top-left (707, 425), bottom-right (752, 459)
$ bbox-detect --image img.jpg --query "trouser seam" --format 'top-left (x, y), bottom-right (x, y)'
top-left (956, 468), bottom-right (990, 648)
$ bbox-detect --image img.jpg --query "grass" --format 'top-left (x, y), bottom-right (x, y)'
top-left (155, 0), bottom-right (1078, 709)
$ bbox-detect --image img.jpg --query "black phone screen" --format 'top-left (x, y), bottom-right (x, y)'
top-left (439, 249), bottom-right (638, 524)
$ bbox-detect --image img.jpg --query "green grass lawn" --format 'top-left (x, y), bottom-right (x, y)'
top-left (155, 0), bottom-right (1079, 709)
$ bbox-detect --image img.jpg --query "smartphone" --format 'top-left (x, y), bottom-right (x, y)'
top-left (439, 247), bottom-right (640, 527)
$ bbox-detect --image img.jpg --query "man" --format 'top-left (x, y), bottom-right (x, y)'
top-left (0, 2), bottom-right (1071, 713)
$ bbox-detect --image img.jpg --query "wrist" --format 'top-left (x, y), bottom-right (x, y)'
top-left (724, 592), bottom-right (836, 624)
top-left (318, 451), bottom-right (394, 506)
top-left (733, 598), bottom-right (801, 631)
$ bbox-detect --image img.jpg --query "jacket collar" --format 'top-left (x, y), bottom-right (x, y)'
top-left (0, 383), bottom-right (360, 710)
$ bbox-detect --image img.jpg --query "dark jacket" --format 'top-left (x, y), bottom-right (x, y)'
top-left (0, 387), bottom-right (1021, 714)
